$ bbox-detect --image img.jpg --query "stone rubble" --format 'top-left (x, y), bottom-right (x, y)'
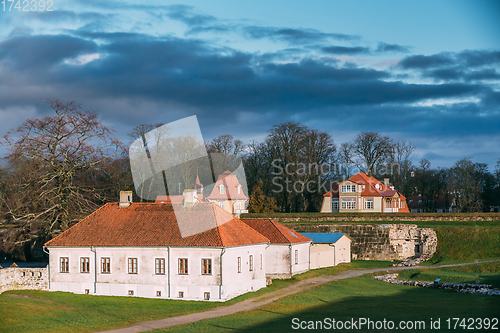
top-left (374, 273), bottom-right (500, 296)
top-left (393, 253), bottom-right (433, 267)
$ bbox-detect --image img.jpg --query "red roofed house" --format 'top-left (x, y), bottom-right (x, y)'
top-left (44, 193), bottom-right (270, 301)
top-left (320, 173), bottom-right (409, 213)
top-left (206, 170), bottom-right (249, 215)
top-left (241, 219), bottom-right (312, 279)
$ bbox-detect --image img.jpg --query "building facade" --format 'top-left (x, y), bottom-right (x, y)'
top-left (44, 201), bottom-right (269, 301)
top-left (321, 173), bottom-right (409, 213)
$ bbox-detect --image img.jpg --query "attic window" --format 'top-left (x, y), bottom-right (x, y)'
top-left (220, 185), bottom-right (225, 194)
top-left (289, 232), bottom-right (298, 238)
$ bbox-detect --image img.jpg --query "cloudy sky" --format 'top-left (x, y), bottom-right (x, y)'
top-left (1, 0), bottom-right (499, 168)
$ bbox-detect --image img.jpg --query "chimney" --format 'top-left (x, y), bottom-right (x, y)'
top-left (119, 191), bottom-right (133, 207)
top-left (183, 189), bottom-right (197, 207)
top-left (384, 178), bottom-right (390, 187)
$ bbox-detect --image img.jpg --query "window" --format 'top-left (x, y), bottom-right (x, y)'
top-left (294, 250), bottom-right (298, 265)
top-left (201, 259), bottom-right (212, 275)
top-left (237, 257), bottom-right (241, 273)
top-left (155, 258), bottom-right (165, 275)
top-left (80, 257), bottom-right (90, 273)
top-left (260, 254), bottom-right (263, 270)
top-left (218, 201), bottom-right (224, 208)
top-left (178, 291), bottom-right (184, 298)
top-left (60, 257), bottom-right (69, 273)
top-left (101, 257), bottom-right (110, 273)
top-left (204, 292), bottom-right (210, 300)
top-left (156, 291), bottom-right (161, 297)
top-left (128, 258), bottom-right (138, 274)
top-left (237, 185), bottom-right (241, 194)
top-left (128, 290), bottom-right (134, 295)
top-left (341, 198), bottom-right (356, 210)
top-left (178, 258), bottom-right (188, 274)
top-left (341, 184), bottom-right (356, 193)
top-left (85, 289), bottom-right (89, 294)
top-left (249, 255), bottom-right (253, 271)
top-left (364, 198), bottom-right (374, 209)
top-left (400, 200), bottom-right (406, 208)
top-left (219, 185), bottom-right (225, 194)
top-left (332, 198), bottom-right (339, 211)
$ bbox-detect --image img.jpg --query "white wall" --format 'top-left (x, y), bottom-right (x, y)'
top-left (48, 244), bottom-right (267, 301)
top-left (333, 236), bottom-right (352, 265)
top-left (265, 242), bottom-right (310, 279)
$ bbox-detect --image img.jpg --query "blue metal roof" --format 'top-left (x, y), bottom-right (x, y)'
top-left (300, 233), bottom-right (350, 244)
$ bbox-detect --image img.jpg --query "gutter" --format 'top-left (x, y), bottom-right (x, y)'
top-left (167, 246), bottom-right (171, 298)
top-left (90, 246), bottom-right (96, 294)
top-left (42, 246), bottom-right (50, 289)
top-left (219, 247), bottom-right (226, 300)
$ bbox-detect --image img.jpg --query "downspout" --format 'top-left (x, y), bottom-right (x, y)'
top-left (167, 247), bottom-right (171, 298)
top-left (90, 246), bottom-right (96, 294)
top-left (42, 246), bottom-right (50, 290)
top-left (289, 244), bottom-right (293, 278)
top-left (219, 247), bottom-right (226, 300)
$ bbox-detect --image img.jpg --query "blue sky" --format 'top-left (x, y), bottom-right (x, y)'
top-left (0, 0), bottom-right (499, 169)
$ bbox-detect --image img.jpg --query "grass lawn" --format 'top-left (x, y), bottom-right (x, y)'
top-left (0, 260), bottom-right (392, 333)
top-left (426, 226), bottom-right (500, 265)
top-left (398, 261), bottom-right (500, 287)
top-left (154, 267), bottom-right (500, 332)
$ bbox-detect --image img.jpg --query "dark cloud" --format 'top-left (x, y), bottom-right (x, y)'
top-left (398, 53), bottom-right (454, 69)
top-left (321, 46), bottom-right (370, 55)
top-left (375, 42), bottom-right (410, 53)
top-left (242, 26), bottom-right (358, 45)
top-left (458, 50), bottom-right (500, 67)
top-left (0, 34), bottom-right (97, 70)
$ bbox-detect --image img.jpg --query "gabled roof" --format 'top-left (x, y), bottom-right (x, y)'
top-left (301, 233), bottom-right (353, 243)
top-left (206, 170), bottom-right (248, 201)
top-left (45, 202), bottom-right (269, 248)
top-left (241, 218), bottom-right (311, 244)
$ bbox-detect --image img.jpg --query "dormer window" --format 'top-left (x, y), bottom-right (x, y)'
top-left (341, 185), bottom-right (356, 193)
top-left (220, 185), bottom-right (225, 194)
top-left (237, 185), bottom-right (241, 194)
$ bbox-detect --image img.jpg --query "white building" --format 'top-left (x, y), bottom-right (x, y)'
top-left (301, 233), bottom-right (353, 269)
top-left (44, 199), bottom-right (270, 301)
top-left (241, 219), bottom-right (311, 279)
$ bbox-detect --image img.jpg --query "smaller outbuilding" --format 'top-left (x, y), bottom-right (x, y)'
top-left (301, 233), bottom-right (353, 269)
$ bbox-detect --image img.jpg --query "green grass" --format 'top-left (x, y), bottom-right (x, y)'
top-left (0, 260), bottom-right (391, 333)
top-left (427, 226), bottom-right (500, 265)
top-left (153, 270), bottom-right (500, 332)
top-left (398, 262), bottom-right (500, 287)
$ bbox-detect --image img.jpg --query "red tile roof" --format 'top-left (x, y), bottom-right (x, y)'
top-left (155, 194), bottom-right (204, 203)
top-left (45, 202), bottom-right (269, 248)
top-left (207, 170), bottom-right (249, 201)
top-left (241, 218), bottom-right (311, 244)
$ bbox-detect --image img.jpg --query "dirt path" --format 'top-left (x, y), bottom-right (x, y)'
top-left (98, 259), bottom-right (500, 333)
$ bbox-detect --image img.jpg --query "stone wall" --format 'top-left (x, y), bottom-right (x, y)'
top-left (0, 263), bottom-right (48, 294)
top-left (289, 223), bottom-right (436, 261)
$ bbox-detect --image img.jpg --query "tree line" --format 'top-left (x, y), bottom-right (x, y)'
top-left (0, 100), bottom-right (499, 260)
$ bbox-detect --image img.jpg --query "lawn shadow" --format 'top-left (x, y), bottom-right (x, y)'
top-left (233, 285), bottom-right (500, 332)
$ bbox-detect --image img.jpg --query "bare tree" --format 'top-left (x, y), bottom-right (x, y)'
top-left (391, 140), bottom-right (415, 195)
top-left (450, 157), bottom-right (483, 212)
top-left (350, 132), bottom-right (394, 175)
top-left (1, 99), bottom-right (122, 233)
